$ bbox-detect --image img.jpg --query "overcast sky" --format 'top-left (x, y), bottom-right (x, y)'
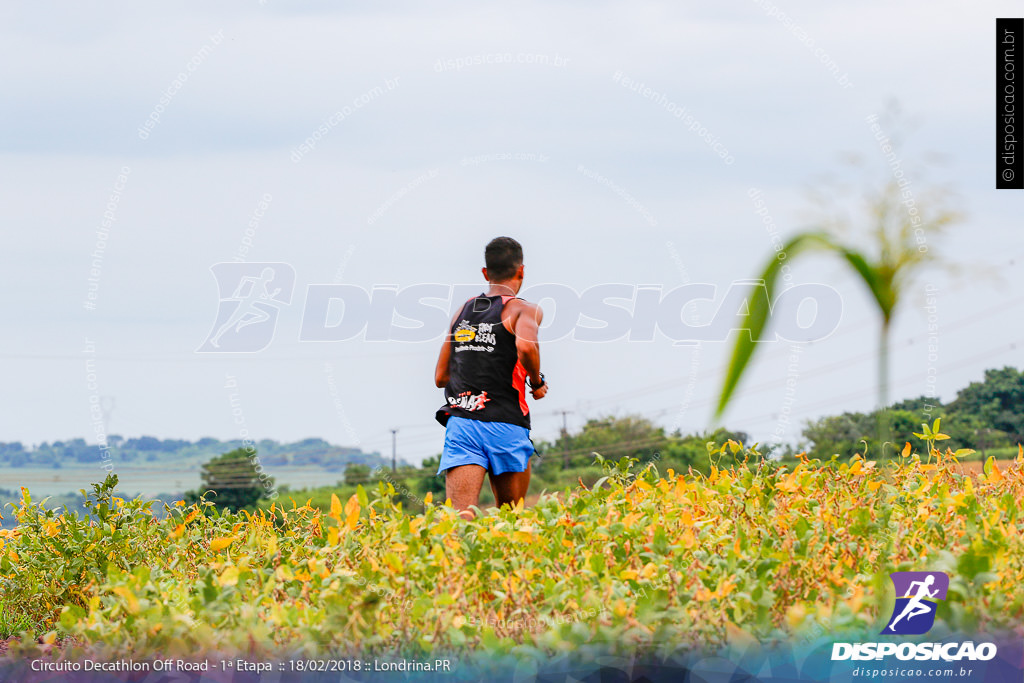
top-left (2, 0), bottom-right (1021, 465)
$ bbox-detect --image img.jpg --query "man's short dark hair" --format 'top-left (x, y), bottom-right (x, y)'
top-left (484, 237), bottom-right (523, 281)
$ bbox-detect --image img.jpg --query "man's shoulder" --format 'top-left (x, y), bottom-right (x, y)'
top-left (501, 297), bottom-right (542, 334)
top-left (504, 297), bottom-right (541, 314)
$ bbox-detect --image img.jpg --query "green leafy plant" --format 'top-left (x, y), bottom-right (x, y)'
top-left (715, 145), bottom-right (961, 449)
top-left (0, 436), bottom-right (1020, 662)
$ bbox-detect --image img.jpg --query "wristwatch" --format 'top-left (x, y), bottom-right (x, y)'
top-left (527, 372), bottom-right (545, 390)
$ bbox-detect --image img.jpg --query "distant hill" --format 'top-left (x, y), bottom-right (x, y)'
top-left (0, 436), bottom-right (386, 472)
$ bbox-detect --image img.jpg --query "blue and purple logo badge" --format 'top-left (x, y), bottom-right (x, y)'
top-left (881, 571), bottom-right (949, 635)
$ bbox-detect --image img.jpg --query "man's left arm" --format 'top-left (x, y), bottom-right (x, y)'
top-left (514, 302), bottom-right (547, 399)
top-left (434, 310), bottom-right (459, 388)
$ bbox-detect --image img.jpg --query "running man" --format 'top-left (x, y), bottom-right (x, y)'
top-left (887, 574), bottom-right (939, 631)
top-left (434, 237), bottom-right (547, 519)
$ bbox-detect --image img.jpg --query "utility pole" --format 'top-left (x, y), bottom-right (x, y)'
top-left (559, 410), bottom-right (572, 469)
top-left (391, 428), bottom-right (398, 473)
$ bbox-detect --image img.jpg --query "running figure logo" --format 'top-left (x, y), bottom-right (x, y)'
top-left (197, 263), bottom-right (295, 352)
top-left (882, 571), bottom-right (949, 635)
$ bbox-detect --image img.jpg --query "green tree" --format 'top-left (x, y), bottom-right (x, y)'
top-left (947, 366), bottom-right (1024, 444)
top-left (344, 462), bottom-right (371, 485)
top-left (185, 447), bottom-right (271, 512)
top-left (544, 415), bottom-right (667, 469)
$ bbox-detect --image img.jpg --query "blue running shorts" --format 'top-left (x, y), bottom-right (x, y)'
top-left (437, 416), bottom-right (535, 475)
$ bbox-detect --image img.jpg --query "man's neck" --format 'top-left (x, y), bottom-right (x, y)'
top-left (486, 281), bottom-right (519, 297)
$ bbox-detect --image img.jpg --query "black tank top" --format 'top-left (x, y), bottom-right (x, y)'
top-left (435, 293), bottom-right (530, 429)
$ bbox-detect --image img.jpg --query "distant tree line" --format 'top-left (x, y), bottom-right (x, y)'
top-left (797, 366), bottom-right (1024, 459)
top-left (0, 436), bottom-right (383, 470)
top-left (3, 366), bottom-right (1018, 476)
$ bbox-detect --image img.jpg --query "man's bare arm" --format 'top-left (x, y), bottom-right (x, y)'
top-left (514, 302), bottom-right (546, 397)
top-left (434, 310), bottom-right (460, 388)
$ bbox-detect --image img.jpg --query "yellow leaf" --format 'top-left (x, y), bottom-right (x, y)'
top-left (210, 536), bottom-right (236, 553)
top-left (675, 478), bottom-right (689, 502)
top-left (776, 471), bottom-right (801, 493)
top-left (329, 493), bottom-right (342, 521)
top-left (344, 495), bottom-right (360, 530)
top-left (988, 459), bottom-right (1005, 483)
top-left (902, 441), bottom-right (912, 457)
top-left (327, 527), bottom-right (340, 546)
top-left (41, 631), bottom-right (58, 645)
top-left (218, 566), bottom-right (240, 587)
top-left (424, 492), bottom-right (433, 505)
top-left (409, 518), bottom-right (424, 535)
top-left (620, 570), bottom-right (638, 581)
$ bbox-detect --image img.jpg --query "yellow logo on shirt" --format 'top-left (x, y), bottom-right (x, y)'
top-left (454, 327), bottom-right (476, 342)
